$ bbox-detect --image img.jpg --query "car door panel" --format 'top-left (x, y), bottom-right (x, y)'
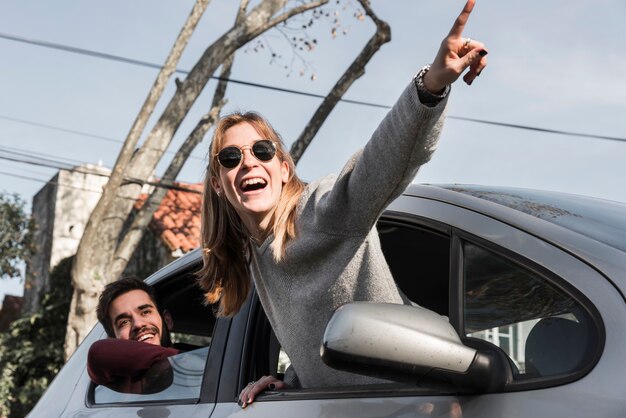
top-left (211, 396), bottom-right (464, 418)
top-left (386, 196), bottom-right (625, 416)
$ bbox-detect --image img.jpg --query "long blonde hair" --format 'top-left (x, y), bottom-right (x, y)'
top-left (197, 112), bottom-right (305, 317)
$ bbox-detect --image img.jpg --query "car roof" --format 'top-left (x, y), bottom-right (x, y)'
top-left (401, 184), bottom-right (626, 294)
top-left (145, 248), bottom-right (202, 287)
top-left (405, 183), bottom-right (626, 253)
top-left (450, 185), bottom-right (626, 252)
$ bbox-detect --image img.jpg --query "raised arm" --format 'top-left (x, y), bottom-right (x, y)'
top-left (315, 0), bottom-right (488, 233)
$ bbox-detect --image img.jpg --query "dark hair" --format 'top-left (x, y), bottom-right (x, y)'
top-left (96, 277), bottom-right (161, 338)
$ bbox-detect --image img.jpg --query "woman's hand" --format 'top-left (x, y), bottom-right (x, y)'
top-left (423, 0), bottom-right (488, 93)
top-left (238, 375), bottom-right (288, 408)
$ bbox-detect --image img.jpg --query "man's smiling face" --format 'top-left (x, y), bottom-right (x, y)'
top-left (109, 289), bottom-right (164, 346)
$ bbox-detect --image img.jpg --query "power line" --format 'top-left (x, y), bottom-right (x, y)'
top-left (0, 145), bottom-right (94, 167)
top-left (0, 32), bottom-right (388, 108)
top-left (2, 31), bottom-right (624, 143)
top-left (0, 31), bottom-right (387, 108)
top-left (0, 153), bottom-right (71, 171)
top-left (0, 170), bottom-right (49, 184)
top-left (0, 163), bottom-right (55, 179)
top-left (0, 114), bottom-right (208, 161)
top-left (0, 145), bottom-right (204, 194)
top-left (0, 114), bottom-right (123, 145)
top-left (0, 144), bottom-right (87, 166)
top-left (0, 170), bottom-right (105, 196)
top-left (448, 116), bottom-right (626, 143)
top-left (0, 170), bottom-right (199, 210)
top-left (0, 153), bottom-right (202, 194)
top-left (0, 145), bottom-right (79, 169)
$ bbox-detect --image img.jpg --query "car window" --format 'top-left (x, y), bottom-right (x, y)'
top-left (378, 221), bottom-right (450, 315)
top-left (94, 346), bottom-right (209, 403)
top-left (244, 220), bottom-right (451, 393)
top-left (463, 242), bottom-right (597, 379)
top-left (91, 267), bottom-right (217, 406)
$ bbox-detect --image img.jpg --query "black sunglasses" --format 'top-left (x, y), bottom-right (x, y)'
top-left (215, 139), bottom-right (277, 169)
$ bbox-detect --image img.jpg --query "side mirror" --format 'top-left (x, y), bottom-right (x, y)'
top-left (321, 302), bottom-right (511, 393)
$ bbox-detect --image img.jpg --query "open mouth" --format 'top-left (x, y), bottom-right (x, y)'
top-left (132, 326), bottom-right (159, 343)
top-left (240, 177), bottom-right (267, 192)
top-left (137, 333), bottom-right (155, 342)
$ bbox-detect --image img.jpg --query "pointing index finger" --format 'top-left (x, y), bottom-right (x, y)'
top-left (448, 0), bottom-right (475, 38)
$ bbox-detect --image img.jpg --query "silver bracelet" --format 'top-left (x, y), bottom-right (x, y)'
top-left (414, 64), bottom-right (448, 100)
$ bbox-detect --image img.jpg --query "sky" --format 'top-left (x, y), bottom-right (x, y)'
top-left (1, 0), bottom-right (625, 300)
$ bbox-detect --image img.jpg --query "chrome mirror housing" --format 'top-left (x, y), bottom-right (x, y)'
top-left (321, 302), bottom-right (510, 392)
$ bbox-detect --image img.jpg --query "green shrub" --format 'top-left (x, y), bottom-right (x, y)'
top-left (0, 257), bottom-right (73, 418)
top-left (0, 193), bottom-right (33, 280)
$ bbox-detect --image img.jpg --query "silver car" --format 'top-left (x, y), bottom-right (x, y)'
top-left (29, 184), bottom-right (626, 417)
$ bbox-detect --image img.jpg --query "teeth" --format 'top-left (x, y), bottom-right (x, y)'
top-left (138, 334), bottom-right (154, 342)
top-left (242, 178), bottom-right (265, 187)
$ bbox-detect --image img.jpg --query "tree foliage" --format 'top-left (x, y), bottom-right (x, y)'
top-left (0, 192), bottom-right (33, 280)
top-left (0, 257), bottom-right (73, 418)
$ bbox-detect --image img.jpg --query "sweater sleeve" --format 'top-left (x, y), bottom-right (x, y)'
top-left (312, 80), bottom-right (448, 234)
top-left (87, 339), bottom-right (179, 386)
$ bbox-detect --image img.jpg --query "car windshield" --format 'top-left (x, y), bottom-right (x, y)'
top-left (442, 185), bottom-right (626, 252)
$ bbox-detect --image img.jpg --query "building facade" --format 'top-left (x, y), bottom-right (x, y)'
top-left (22, 165), bottom-right (201, 314)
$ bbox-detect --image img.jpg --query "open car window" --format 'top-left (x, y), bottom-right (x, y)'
top-left (90, 265), bottom-right (217, 406)
top-left (94, 347), bottom-right (209, 403)
top-left (244, 220), bottom-right (453, 396)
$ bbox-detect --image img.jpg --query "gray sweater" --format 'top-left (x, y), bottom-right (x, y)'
top-left (250, 80), bottom-right (448, 388)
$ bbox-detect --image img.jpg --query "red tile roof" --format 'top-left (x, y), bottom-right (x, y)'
top-left (136, 182), bottom-right (202, 253)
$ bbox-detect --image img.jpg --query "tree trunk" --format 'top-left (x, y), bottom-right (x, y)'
top-left (65, 0), bottom-right (210, 359)
top-left (290, 0), bottom-right (390, 163)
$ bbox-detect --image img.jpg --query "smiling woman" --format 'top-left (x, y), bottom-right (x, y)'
top-left (197, 0), bottom-right (489, 408)
top-left (199, 111), bottom-right (306, 318)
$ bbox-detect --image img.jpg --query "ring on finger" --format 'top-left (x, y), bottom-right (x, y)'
top-left (463, 37), bottom-right (472, 50)
top-left (248, 381), bottom-right (255, 386)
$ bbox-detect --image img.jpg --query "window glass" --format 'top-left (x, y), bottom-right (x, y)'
top-left (277, 348), bottom-right (291, 375)
top-left (171, 332), bottom-right (212, 350)
top-left (94, 346), bottom-right (209, 404)
top-left (91, 271), bottom-right (216, 405)
top-left (378, 222), bottom-right (450, 315)
top-left (464, 242), bottom-right (596, 378)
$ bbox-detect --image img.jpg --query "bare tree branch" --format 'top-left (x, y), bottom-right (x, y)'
top-left (108, 3), bottom-right (248, 279)
top-left (118, 0), bottom-right (293, 186)
top-left (262, 0), bottom-right (329, 33)
top-left (70, 0), bottom-right (210, 290)
top-left (290, 0), bottom-right (390, 163)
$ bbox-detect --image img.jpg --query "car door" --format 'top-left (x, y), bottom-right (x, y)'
top-left (28, 256), bottom-right (230, 418)
top-left (384, 194), bottom-right (624, 417)
top-left (207, 194), bottom-right (624, 418)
